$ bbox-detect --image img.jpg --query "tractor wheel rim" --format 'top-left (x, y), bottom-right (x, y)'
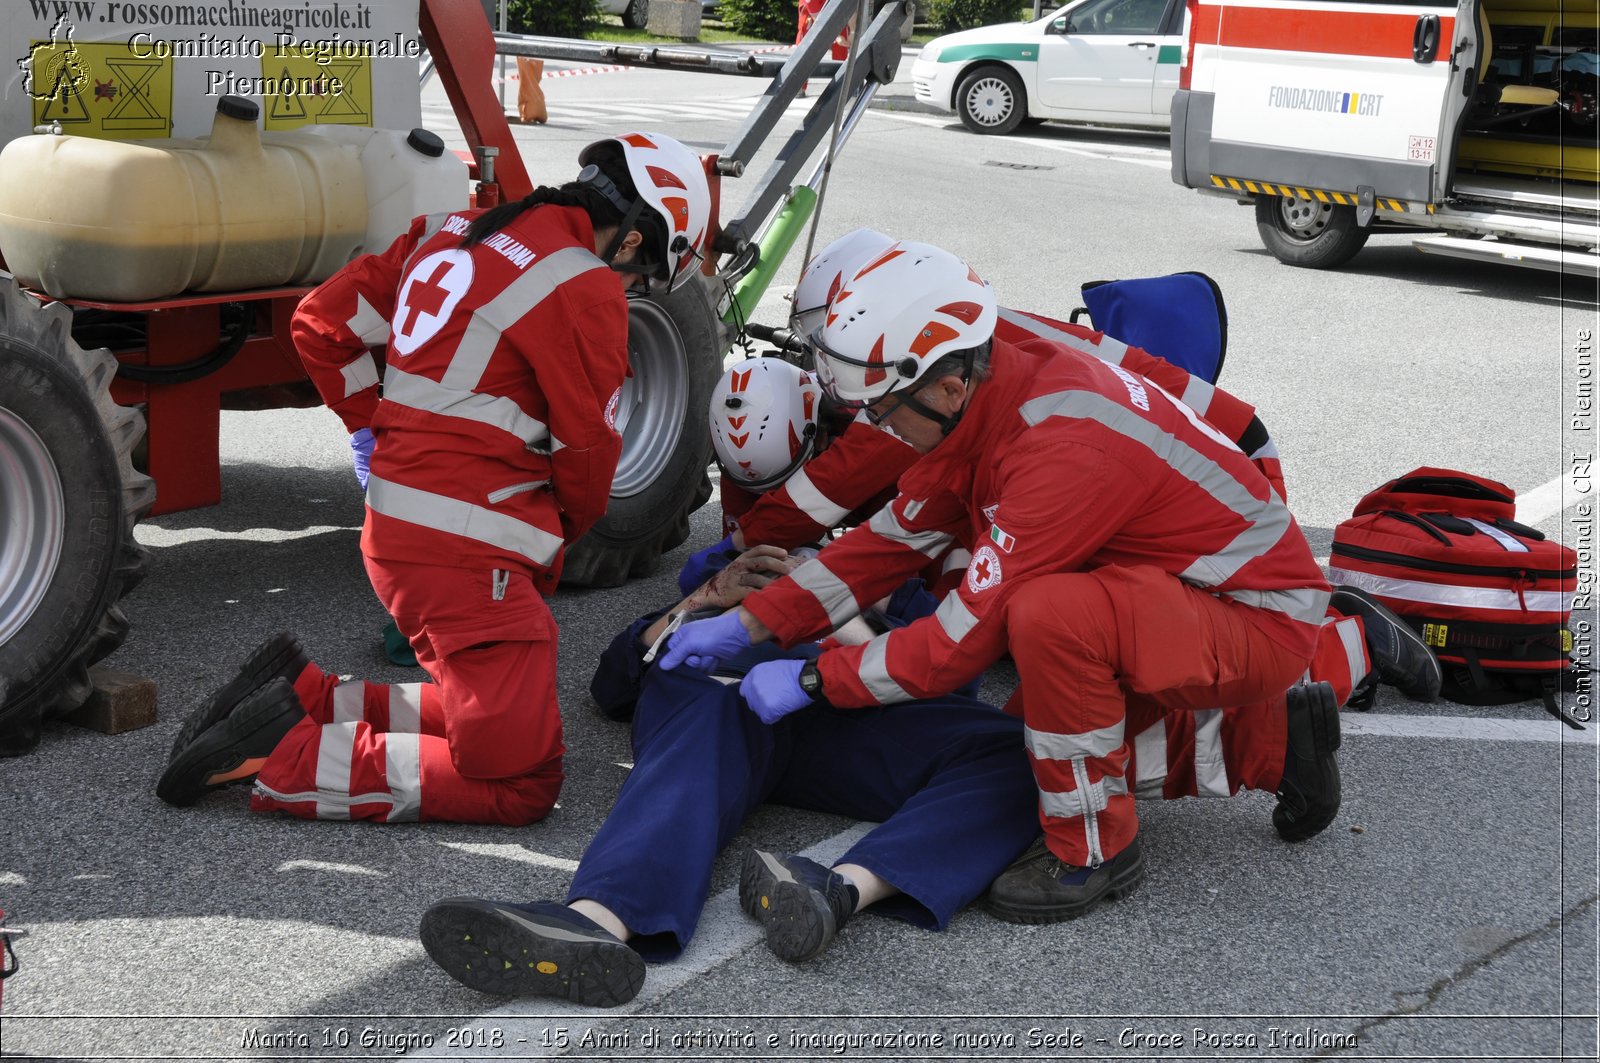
top-left (0, 407), bottom-right (65, 646)
top-left (611, 297), bottom-right (689, 498)
top-left (967, 78), bottom-right (1014, 126)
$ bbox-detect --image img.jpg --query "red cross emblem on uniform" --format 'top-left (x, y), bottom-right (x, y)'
top-left (967, 545), bottom-right (1002, 594)
top-left (400, 260), bottom-right (455, 339)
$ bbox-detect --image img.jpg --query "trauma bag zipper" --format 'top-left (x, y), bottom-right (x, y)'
top-left (1331, 542), bottom-right (1575, 582)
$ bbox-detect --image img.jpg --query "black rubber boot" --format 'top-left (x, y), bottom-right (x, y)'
top-left (170, 631), bottom-right (308, 757)
top-left (1274, 681), bottom-right (1343, 842)
top-left (420, 899), bottom-right (644, 1007)
top-left (156, 677), bottom-right (304, 807)
top-left (983, 836), bottom-right (1144, 924)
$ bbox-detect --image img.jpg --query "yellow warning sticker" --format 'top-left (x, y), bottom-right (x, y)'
top-left (260, 45), bottom-right (373, 131)
top-left (1563, 629), bottom-right (1574, 653)
top-left (28, 40), bottom-right (173, 140)
top-left (1423, 623), bottom-right (1449, 648)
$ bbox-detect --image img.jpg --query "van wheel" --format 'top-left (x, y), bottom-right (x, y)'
top-left (1255, 196), bottom-right (1370, 269)
top-left (956, 66), bottom-right (1026, 136)
top-left (560, 276), bottom-right (722, 588)
top-left (0, 280), bottom-right (154, 756)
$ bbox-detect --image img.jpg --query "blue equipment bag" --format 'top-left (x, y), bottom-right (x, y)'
top-left (1073, 271), bottom-right (1228, 384)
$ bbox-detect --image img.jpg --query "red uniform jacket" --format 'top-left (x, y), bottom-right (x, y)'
top-left (743, 338), bottom-right (1329, 708)
top-left (292, 205), bottom-right (631, 593)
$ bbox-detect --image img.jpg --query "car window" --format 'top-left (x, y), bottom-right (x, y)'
top-left (1062, 0), bottom-right (1166, 35)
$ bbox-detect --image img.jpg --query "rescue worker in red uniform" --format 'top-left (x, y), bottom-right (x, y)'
top-left (157, 132), bottom-right (713, 826)
top-left (659, 240), bottom-right (1345, 921)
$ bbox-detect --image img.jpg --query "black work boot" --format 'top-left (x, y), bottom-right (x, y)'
top-left (1331, 586), bottom-right (1442, 704)
top-left (1274, 681), bottom-right (1343, 842)
top-left (983, 836), bottom-right (1144, 924)
top-left (171, 631), bottom-right (308, 757)
top-left (738, 850), bottom-right (856, 963)
top-left (420, 899), bottom-right (644, 1007)
top-left (157, 677), bottom-right (304, 806)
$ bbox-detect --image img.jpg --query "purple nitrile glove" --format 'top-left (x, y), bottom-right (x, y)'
top-left (740, 659), bottom-right (812, 725)
top-left (350, 427), bottom-right (376, 490)
top-left (658, 609), bottom-right (752, 672)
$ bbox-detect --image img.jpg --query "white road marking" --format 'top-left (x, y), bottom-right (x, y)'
top-left (274, 860), bottom-right (385, 876)
top-left (413, 824), bottom-right (873, 1058)
top-left (134, 524), bottom-right (357, 547)
top-left (1517, 472), bottom-right (1588, 524)
top-left (1344, 712), bottom-right (1593, 744)
top-left (874, 110), bottom-right (1172, 166)
top-left (435, 842), bottom-right (581, 874)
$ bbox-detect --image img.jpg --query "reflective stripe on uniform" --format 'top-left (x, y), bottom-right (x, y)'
top-left (1039, 777), bottom-right (1110, 820)
top-left (1224, 585), bottom-right (1331, 625)
top-left (998, 308), bottom-right (1131, 365)
top-left (384, 366), bottom-right (554, 450)
top-left (1328, 568), bottom-right (1571, 613)
top-left (331, 682), bottom-right (364, 725)
top-left (1025, 720), bottom-right (1125, 761)
top-left (1132, 720), bottom-right (1168, 798)
top-left (868, 504), bottom-right (954, 559)
top-left (341, 357), bottom-right (380, 398)
top-left (789, 559), bottom-right (860, 628)
top-left (942, 548), bottom-right (971, 575)
top-left (1335, 616), bottom-right (1370, 686)
top-left (388, 684), bottom-right (425, 733)
top-left (1193, 708), bottom-right (1230, 797)
top-left (383, 732), bottom-right (423, 822)
top-left (438, 247), bottom-right (606, 393)
top-left (366, 475), bottom-right (563, 567)
top-left (933, 592), bottom-right (980, 644)
top-left (783, 467), bottom-right (850, 527)
top-left (858, 635), bottom-right (914, 704)
top-left (346, 293), bottom-right (390, 345)
top-left (1180, 376), bottom-right (1216, 417)
top-left (1020, 388), bottom-right (1306, 597)
top-left (313, 722), bottom-right (357, 820)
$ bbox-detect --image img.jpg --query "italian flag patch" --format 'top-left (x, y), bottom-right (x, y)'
top-left (989, 524), bottom-right (1015, 553)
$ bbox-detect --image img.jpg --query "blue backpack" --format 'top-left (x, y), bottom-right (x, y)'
top-left (1072, 271), bottom-right (1228, 385)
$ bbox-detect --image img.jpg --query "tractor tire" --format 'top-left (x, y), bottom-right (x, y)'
top-left (560, 275), bottom-right (723, 588)
top-left (0, 278), bottom-right (155, 756)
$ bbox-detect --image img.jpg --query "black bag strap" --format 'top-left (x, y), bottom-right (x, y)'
top-left (1541, 674), bottom-right (1586, 730)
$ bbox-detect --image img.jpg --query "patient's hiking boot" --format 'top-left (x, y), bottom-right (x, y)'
top-left (739, 849), bottom-right (856, 963)
top-left (1274, 681), bottom-right (1343, 842)
top-left (156, 678), bottom-right (302, 807)
top-left (420, 899), bottom-right (644, 1007)
top-left (170, 631), bottom-right (308, 757)
top-left (983, 835), bottom-right (1144, 924)
top-left (1331, 586), bottom-right (1442, 705)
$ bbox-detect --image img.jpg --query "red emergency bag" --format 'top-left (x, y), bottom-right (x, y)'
top-left (1329, 468), bottom-right (1582, 724)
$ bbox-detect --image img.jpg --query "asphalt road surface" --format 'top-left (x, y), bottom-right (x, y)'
top-left (2, 47), bottom-right (1598, 1063)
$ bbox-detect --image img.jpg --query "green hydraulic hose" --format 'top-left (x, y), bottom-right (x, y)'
top-left (722, 184), bottom-right (818, 327)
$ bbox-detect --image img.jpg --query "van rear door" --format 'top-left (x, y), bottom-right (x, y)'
top-left (1176, 0), bottom-right (1470, 209)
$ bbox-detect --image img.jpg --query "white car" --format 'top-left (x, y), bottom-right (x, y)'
top-left (912, 0), bottom-right (1185, 135)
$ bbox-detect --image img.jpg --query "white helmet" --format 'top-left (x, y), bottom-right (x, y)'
top-left (710, 357), bottom-right (823, 492)
top-left (579, 131), bottom-right (711, 292)
top-left (812, 240), bottom-right (997, 409)
top-left (790, 228), bottom-right (895, 337)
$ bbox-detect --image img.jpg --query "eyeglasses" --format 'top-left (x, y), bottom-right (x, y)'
top-left (807, 326), bottom-right (906, 415)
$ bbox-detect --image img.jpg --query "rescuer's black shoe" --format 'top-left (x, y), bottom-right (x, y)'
top-left (983, 836), bottom-right (1144, 924)
top-left (1274, 681), bottom-right (1343, 842)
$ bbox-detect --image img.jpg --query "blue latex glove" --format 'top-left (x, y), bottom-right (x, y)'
top-left (678, 532), bottom-right (737, 597)
top-left (658, 609), bottom-right (752, 672)
top-left (739, 659), bottom-right (813, 725)
top-left (350, 427), bottom-right (376, 490)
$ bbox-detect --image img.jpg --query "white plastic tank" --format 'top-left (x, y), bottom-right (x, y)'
top-left (298, 125), bottom-right (470, 257)
top-left (0, 96), bottom-right (366, 302)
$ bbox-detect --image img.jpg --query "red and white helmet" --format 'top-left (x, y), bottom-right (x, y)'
top-left (709, 357), bottom-right (823, 492)
top-left (790, 228), bottom-right (895, 337)
top-left (812, 240), bottom-right (997, 409)
top-left (580, 132), bottom-right (711, 292)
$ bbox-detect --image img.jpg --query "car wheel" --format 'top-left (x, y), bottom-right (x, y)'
top-left (622, 0), bottom-right (649, 28)
top-left (956, 66), bottom-right (1026, 136)
top-left (1254, 195), bottom-right (1371, 269)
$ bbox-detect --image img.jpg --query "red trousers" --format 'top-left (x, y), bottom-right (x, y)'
top-left (1005, 566), bottom-right (1315, 866)
top-left (251, 559), bottom-right (562, 825)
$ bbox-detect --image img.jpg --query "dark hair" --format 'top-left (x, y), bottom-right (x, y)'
top-left (462, 142), bottom-right (668, 273)
top-left (917, 340), bottom-right (993, 392)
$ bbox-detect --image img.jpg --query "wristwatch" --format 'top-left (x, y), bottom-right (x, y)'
top-left (798, 660), bottom-right (824, 698)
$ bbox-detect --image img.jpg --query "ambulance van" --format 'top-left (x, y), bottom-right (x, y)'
top-left (1170, 0), bottom-right (1598, 276)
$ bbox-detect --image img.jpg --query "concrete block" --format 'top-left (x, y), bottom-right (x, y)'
top-left (648, 0), bottom-right (701, 40)
top-left (67, 666), bottom-right (158, 735)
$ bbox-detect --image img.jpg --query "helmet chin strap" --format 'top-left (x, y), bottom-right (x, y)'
top-left (870, 350), bottom-right (975, 437)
